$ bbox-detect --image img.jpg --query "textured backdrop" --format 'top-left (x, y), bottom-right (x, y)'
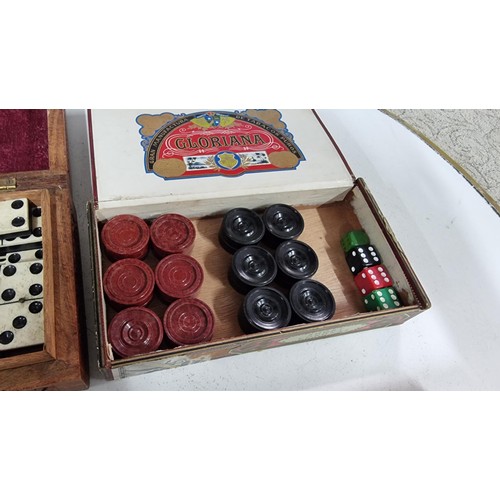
top-left (383, 109), bottom-right (500, 215)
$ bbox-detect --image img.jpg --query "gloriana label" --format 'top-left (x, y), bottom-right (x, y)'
top-left (136, 109), bottom-right (305, 180)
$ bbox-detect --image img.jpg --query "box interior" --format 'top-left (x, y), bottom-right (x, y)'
top-left (93, 184), bottom-right (422, 366)
top-left (0, 110), bottom-right (49, 174)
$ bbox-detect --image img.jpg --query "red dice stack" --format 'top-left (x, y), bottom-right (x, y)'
top-left (353, 264), bottom-right (394, 296)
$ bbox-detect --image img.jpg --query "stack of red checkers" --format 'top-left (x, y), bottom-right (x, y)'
top-left (163, 298), bottom-right (214, 346)
top-left (150, 213), bottom-right (196, 257)
top-left (108, 307), bottom-right (164, 358)
top-left (103, 258), bottom-right (155, 309)
top-left (101, 214), bottom-right (150, 260)
top-left (102, 211), bottom-right (215, 356)
top-left (155, 254), bottom-right (204, 302)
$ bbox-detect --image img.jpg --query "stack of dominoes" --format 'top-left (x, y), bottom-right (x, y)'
top-left (0, 198), bottom-right (44, 352)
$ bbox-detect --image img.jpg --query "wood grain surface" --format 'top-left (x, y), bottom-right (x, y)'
top-left (0, 110), bottom-right (88, 390)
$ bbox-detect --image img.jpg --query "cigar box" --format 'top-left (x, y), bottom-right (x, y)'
top-left (0, 110), bottom-right (88, 390)
top-left (87, 109), bottom-right (430, 380)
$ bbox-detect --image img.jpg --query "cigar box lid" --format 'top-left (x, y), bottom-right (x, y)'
top-left (88, 109), bottom-right (354, 214)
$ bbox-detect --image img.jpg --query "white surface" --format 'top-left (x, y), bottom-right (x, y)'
top-left (66, 109), bottom-right (500, 390)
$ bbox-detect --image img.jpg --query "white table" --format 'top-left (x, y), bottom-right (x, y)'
top-left (66, 109), bottom-right (500, 390)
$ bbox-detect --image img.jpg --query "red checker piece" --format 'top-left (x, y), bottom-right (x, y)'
top-left (150, 213), bottom-right (196, 257)
top-left (354, 264), bottom-right (394, 296)
top-left (155, 254), bottom-right (204, 302)
top-left (108, 307), bottom-right (164, 358)
top-left (101, 214), bottom-right (150, 260)
top-left (104, 258), bottom-right (155, 308)
top-left (163, 298), bottom-right (214, 346)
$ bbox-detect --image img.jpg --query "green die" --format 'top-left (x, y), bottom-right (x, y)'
top-left (341, 230), bottom-right (370, 253)
top-left (363, 287), bottom-right (402, 312)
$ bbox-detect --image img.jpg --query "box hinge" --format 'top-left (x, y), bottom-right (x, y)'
top-left (0, 177), bottom-right (17, 191)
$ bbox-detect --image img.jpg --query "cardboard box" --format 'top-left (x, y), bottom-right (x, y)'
top-left (88, 109), bottom-right (430, 380)
top-left (0, 110), bottom-right (88, 390)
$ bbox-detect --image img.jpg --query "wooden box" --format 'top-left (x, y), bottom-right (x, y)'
top-left (0, 110), bottom-right (88, 390)
top-left (87, 109), bottom-right (430, 380)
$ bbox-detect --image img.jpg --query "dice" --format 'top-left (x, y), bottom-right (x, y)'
top-left (353, 264), bottom-right (393, 295)
top-left (341, 229), bottom-right (403, 312)
top-left (345, 244), bottom-right (382, 276)
top-left (363, 287), bottom-right (402, 311)
top-left (340, 229), bottom-right (370, 254)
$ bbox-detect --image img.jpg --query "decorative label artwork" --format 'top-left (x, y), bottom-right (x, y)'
top-left (136, 109), bottom-right (305, 180)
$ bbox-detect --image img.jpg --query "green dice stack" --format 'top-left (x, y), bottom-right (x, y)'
top-left (340, 229), bottom-right (370, 253)
top-left (340, 229), bottom-right (403, 312)
top-left (362, 287), bottom-right (402, 311)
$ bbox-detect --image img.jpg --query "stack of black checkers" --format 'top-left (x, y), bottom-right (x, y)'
top-left (219, 204), bottom-right (336, 334)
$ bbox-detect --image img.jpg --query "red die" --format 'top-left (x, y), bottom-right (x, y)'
top-left (354, 265), bottom-right (393, 295)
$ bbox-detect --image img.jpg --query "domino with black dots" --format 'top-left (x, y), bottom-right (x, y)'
top-left (0, 213), bottom-right (45, 351)
top-left (0, 299), bottom-right (44, 351)
top-left (0, 247), bottom-right (44, 306)
top-left (1, 204), bottom-right (42, 248)
top-left (0, 198), bottom-right (31, 240)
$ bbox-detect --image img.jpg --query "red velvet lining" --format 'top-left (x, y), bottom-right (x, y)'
top-left (0, 110), bottom-right (49, 173)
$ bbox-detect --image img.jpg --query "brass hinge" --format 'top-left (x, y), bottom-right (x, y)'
top-left (0, 177), bottom-right (17, 190)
